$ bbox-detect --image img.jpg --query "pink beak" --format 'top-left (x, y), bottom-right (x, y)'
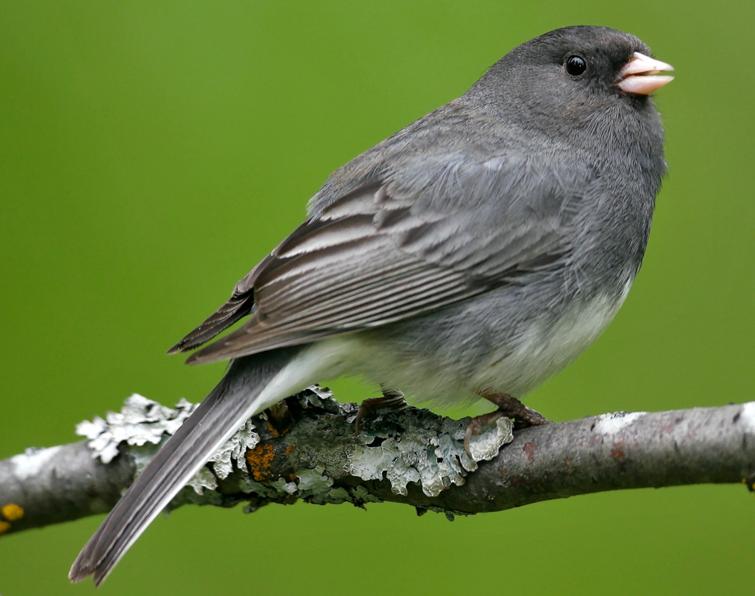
top-left (617, 52), bottom-right (674, 95)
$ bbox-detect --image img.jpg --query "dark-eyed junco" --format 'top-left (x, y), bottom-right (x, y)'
top-left (70, 25), bottom-right (673, 584)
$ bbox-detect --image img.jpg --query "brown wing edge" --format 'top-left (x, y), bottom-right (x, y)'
top-left (168, 184), bottom-right (382, 358)
top-left (184, 325), bottom-right (335, 365)
top-left (167, 255), bottom-right (275, 354)
top-left (167, 294), bottom-right (253, 354)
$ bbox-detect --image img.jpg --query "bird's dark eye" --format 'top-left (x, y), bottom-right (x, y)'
top-left (565, 55), bottom-right (587, 76)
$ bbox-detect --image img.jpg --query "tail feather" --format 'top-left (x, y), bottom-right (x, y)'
top-left (69, 348), bottom-right (298, 585)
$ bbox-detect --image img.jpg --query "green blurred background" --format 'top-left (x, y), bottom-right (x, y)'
top-left (1, 1), bottom-right (752, 594)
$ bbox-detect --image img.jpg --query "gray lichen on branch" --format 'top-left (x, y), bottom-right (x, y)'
top-left (76, 387), bottom-right (513, 511)
top-left (0, 393), bottom-right (753, 536)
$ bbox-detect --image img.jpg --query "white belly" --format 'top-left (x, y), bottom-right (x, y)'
top-left (471, 287), bottom-right (631, 398)
top-left (338, 279), bottom-right (633, 410)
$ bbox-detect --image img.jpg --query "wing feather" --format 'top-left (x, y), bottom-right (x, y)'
top-left (175, 157), bottom-right (578, 364)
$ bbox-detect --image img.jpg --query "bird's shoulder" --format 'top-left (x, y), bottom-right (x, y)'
top-left (308, 99), bottom-right (598, 222)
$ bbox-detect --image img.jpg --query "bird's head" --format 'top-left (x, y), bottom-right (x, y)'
top-left (469, 26), bottom-right (674, 139)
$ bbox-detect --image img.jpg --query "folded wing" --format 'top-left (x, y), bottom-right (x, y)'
top-left (172, 156), bottom-right (579, 364)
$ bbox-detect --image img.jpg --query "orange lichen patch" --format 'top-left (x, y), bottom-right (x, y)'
top-left (0, 521), bottom-right (10, 535)
top-left (1, 503), bottom-right (24, 521)
top-left (246, 444), bottom-right (275, 481)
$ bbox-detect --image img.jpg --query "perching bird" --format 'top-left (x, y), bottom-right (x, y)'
top-left (70, 25), bottom-right (673, 584)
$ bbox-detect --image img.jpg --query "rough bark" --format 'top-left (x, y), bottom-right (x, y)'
top-left (0, 389), bottom-right (752, 536)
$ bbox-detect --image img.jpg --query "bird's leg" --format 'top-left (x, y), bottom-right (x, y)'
top-left (265, 400), bottom-right (294, 438)
top-left (464, 390), bottom-right (547, 454)
top-left (354, 387), bottom-right (407, 433)
top-left (478, 389), bottom-right (548, 429)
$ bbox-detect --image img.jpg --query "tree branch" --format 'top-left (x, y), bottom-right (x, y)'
top-left (1, 388), bottom-right (753, 535)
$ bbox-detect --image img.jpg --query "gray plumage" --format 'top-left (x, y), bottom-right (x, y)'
top-left (71, 26), bottom-right (669, 584)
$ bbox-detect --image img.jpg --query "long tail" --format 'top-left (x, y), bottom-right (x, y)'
top-left (69, 347), bottom-right (299, 585)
